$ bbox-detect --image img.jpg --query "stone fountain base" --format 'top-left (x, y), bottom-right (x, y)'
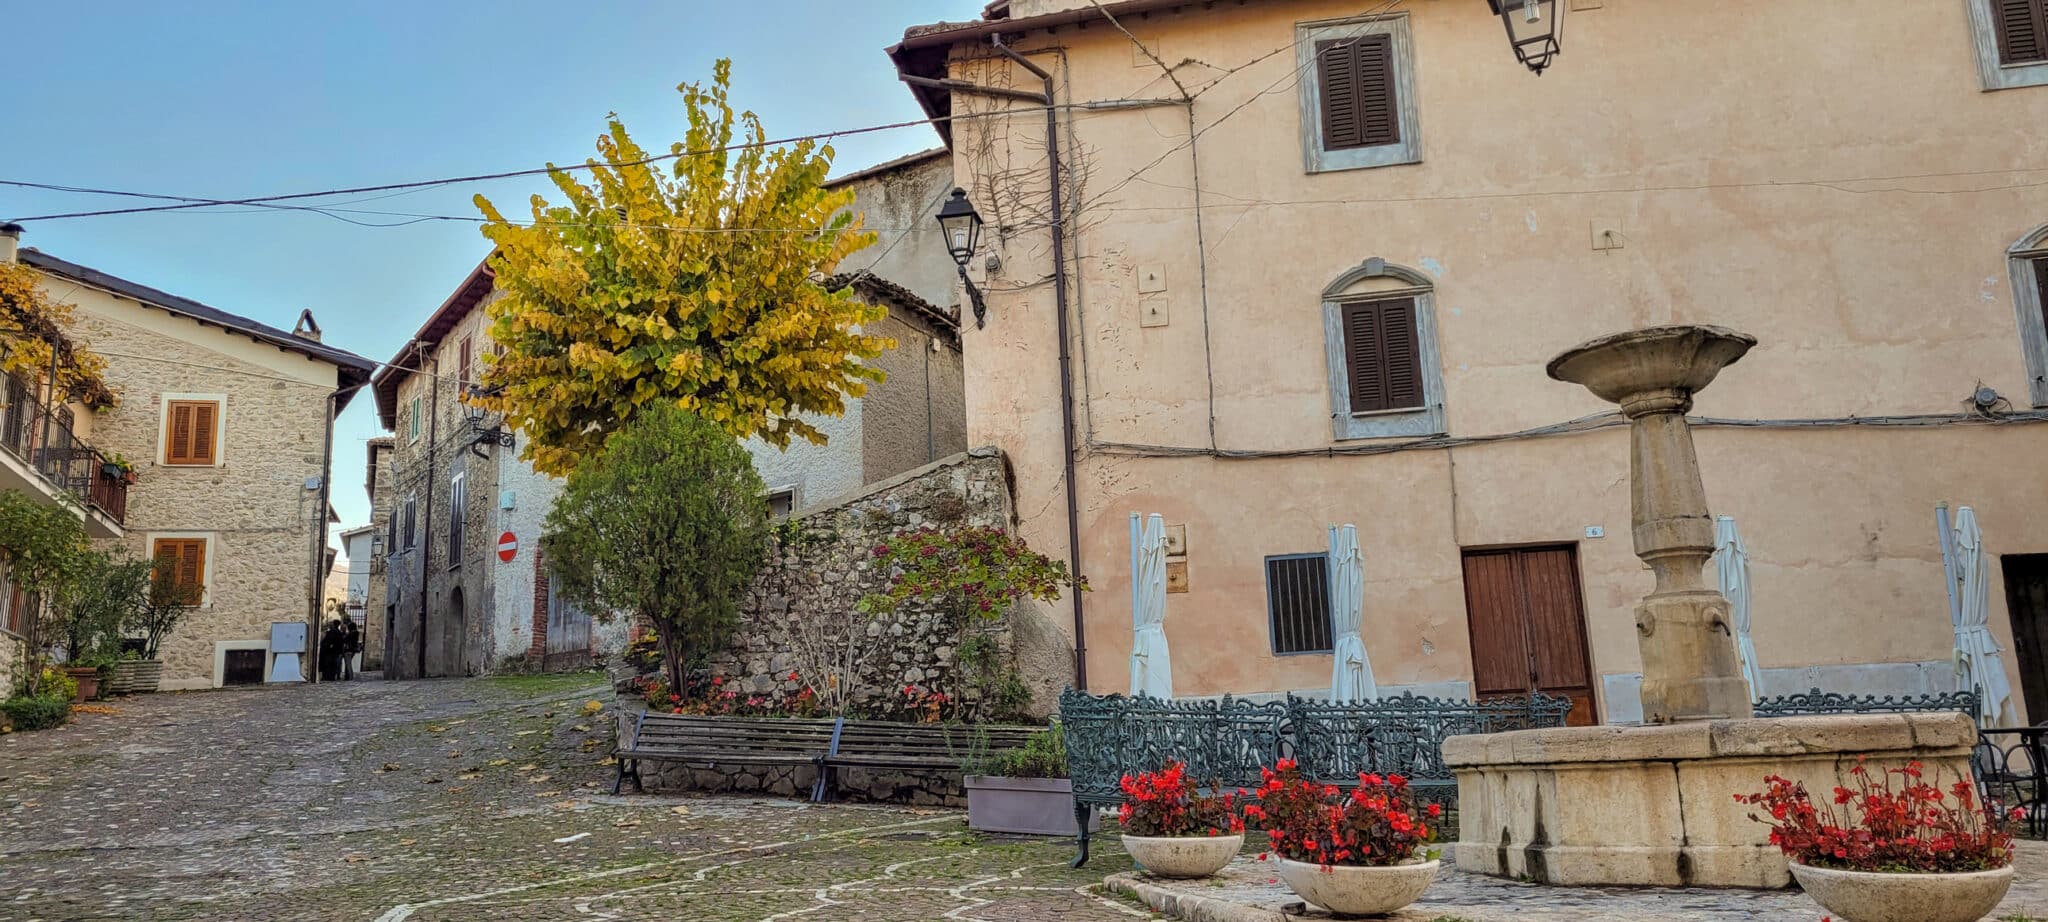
top-left (1440, 711), bottom-right (1978, 889)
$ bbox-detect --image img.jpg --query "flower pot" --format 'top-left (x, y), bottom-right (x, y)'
top-left (1790, 861), bottom-right (2013, 922)
top-left (1121, 834), bottom-right (1243, 879)
top-left (64, 666), bottom-right (101, 702)
top-left (105, 660), bottom-right (136, 696)
top-left (1274, 857), bottom-right (1439, 917)
top-left (964, 776), bottom-right (1097, 836)
top-left (129, 659), bottom-right (163, 694)
top-left (101, 463), bottom-right (122, 478)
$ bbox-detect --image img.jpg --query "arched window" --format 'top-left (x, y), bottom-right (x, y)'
top-left (2010, 223), bottom-right (2048, 407)
top-left (1322, 258), bottom-right (1446, 440)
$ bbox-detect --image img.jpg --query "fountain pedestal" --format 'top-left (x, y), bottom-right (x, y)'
top-left (1443, 326), bottom-right (1976, 888)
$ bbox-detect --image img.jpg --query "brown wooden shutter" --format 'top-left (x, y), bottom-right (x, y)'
top-left (458, 336), bottom-right (473, 395)
top-left (2035, 257), bottom-right (2048, 321)
top-left (1342, 298), bottom-right (1424, 413)
top-left (1996, 0), bottom-right (2048, 63)
top-left (165, 400), bottom-right (219, 464)
top-left (1316, 33), bottom-right (1399, 152)
top-left (152, 538), bottom-right (206, 596)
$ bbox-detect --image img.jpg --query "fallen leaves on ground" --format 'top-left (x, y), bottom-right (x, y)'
top-left (399, 838), bottom-right (417, 847)
top-left (670, 805), bottom-right (690, 816)
top-left (345, 854), bottom-right (369, 864)
top-left (71, 704), bottom-right (119, 715)
top-left (487, 759), bottom-right (511, 767)
top-left (581, 700), bottom-right (603, 716)
top-left (376, 763), bottom-right (402, 773)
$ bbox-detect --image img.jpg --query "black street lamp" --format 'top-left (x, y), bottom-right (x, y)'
top-left (1488, 0), bottom-right (1564, 75)
top-left (461, 388), bottom-right (514, 455)
top-left (934, 187), bottom-right (990, 329)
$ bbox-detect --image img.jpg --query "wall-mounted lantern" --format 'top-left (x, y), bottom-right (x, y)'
top-left (1488, 0), bottom-right (1564, 75)
top-left (934, 187), bottom-right (990, 329)
top-left (461, 388), bottom-right (515, 457)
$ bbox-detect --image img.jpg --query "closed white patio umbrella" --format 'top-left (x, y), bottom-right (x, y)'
top-left (1129, 512), bottom-right (1172, 699)
top-left (1952, 506), bottom-right (2014, 727)
top-left (1713, 516), bottom-right (1762, 699)
top-left (1328, 523), bottom-right (1379, 702)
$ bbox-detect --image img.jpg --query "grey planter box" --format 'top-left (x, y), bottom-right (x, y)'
top-left (964, 776), bottom-right (1098, 836)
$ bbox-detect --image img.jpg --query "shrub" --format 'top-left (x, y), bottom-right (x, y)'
top-left (1, 694), bottom-right (72, 732)
top-left (989, 725), bottom-right (1068, 779)
top-left (1735, 759), bottom-right (2016, 873)
top-left (1119, 761), bottom-right (1246, 838)
top-left (36, 666), bottom-right (77, 703)
top-left (1247, 760), bottom-right (1442, 867)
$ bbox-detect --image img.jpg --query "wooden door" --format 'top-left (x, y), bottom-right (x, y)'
top-left (544, 573), bottom-right (592, 666)
top-left (1461, 546), bottom-right (1599, 726)
top-left (2000, 554), bottom-right (2048, 723)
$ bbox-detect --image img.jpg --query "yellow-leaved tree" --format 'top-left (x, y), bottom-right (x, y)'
top-left (472, 60), bottom-right (889, 476)
top-left (0, 263), bottom-right (117, 409)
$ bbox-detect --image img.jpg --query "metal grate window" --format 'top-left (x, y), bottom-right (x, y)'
top-left (1266, 553), bottom-right (1334, 655)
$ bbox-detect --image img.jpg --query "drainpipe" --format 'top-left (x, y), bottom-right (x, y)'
top-left (418, 345), bottom-right (440, 679)
top-left (991, 35), bottom-right (1089, 691)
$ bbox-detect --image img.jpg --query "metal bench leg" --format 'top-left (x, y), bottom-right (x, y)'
top-left (612, 758), bottom-right (641, 795)
top-left (810, 757), bottom-right (830, 803)
top-left (1070, 803), bottom-right (1093, 868)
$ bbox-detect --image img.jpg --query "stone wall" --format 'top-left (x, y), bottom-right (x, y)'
top-left (710, 447), bottom-right (1073, 722)
top-left (641, 759), bottom-right (967, 807)
top-left (0, 630), bottom-right (20, 694)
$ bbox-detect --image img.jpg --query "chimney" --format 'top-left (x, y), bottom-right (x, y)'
top-left (292, 308), bottom-right (324, 343)
top-left (0, 223), bottom-right (21, 264)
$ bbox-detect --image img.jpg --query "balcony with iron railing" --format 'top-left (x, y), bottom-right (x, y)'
top-left (0, 369), bottom-right (127, 535)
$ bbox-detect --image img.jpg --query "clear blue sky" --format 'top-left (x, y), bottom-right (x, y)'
top-left (3, 1), bottom-right (969, 547)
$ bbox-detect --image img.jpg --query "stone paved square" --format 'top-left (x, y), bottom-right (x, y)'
top-left (0, 677), bottom-right (1146, 922)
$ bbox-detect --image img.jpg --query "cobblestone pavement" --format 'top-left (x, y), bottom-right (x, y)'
top-left (0, 676), bottom-right (1144, 922)
top-left (1110, 845), bottom-right (2048, 921)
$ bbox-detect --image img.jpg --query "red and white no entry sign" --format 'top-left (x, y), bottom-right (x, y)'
top-left (497, 532), bottom-right (518, 563)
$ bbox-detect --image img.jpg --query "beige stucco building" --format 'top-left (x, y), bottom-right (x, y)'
top-left (891, 0), bottom-right (2048, 724)
top-left (0, 225), bottom-right (374, 691)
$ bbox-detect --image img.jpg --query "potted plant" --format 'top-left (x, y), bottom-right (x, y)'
top-left (1248, 760), bottom-right (1442, 915)
top-left (1737, 760), bottom-right (2016, 922)
top-left (125, 561), bottom-right (202, 694)
top-left (62, 662), bottom-right (101, 702)
top-left (1117, 760), bottom-right (1246, 878)
top-left (101, 452), bottom-right (136, 483)
top-left (963, 725), bottom-right (1095, 837)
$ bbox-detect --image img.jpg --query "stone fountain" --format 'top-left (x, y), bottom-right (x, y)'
top-left (1441, 325), bottom-right (1976, 889)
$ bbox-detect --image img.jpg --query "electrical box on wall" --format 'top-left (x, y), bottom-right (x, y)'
top-left (1137, 264), bottom-right (1167, 293)
top-left (500, 490), bottom-right (516, 510)
top-left (1165, 560), bottom-right (1190, 593)
top-left (1163, 524), bottom-right (1187, 556)
top-left (1140, 295), bottom-right (1169, 328)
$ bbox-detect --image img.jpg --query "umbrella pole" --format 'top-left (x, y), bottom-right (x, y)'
top-left (1937, 503), bottom-right (1963, 694)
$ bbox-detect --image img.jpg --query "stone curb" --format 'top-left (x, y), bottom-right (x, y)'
top-left (1104, 872), bottom-right (1293, 922)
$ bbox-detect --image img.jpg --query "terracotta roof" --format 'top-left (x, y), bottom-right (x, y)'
top-left (888, 0), bottom-right (1260, 144)
top-left (16, 248), bottom-right (376, 406)
top-left (371, 256), bottom-right (494, 429)
top-left (825, 272), bottom-right (957, 343)
top-left (824, 147), bottom-right (949, 188)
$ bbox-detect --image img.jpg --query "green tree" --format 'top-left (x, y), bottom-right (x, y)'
top-left (0, 491), bottom-right (92, 695)
top-left (55, 550), bottom-right (151, 665)
top-left (542, 404), bottom-right (770, 691)
top-left (472, 59), bottom-right (890, 477)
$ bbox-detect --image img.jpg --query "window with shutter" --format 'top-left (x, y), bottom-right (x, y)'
top-left (448, 472), bottom-right (466, 565)
top-left (163, 400), bottom-right (222, 465)
top-left (458, 336), bottom-right (473, 396)
top-left (1316, 34), bottom-right (1398, 151)
top-left (151, 537), bottom-right (208, 600)
top-left (2035, 256), bottom-right (2048, 328)
top-left (402, 496), bottom-right (418, 550)
top-left (1322, 258), bottom-right (1444, 439)
top-left (409, 397), bottom-right (422, 440)
top-left (1995, 0), bottom-right (2048, 64)
top-left (1298, 15), bottom-right (1419, 172)
top-left (1341, 298), bottom-right (1424, 413)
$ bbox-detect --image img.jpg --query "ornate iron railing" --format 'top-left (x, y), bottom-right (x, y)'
top-left (1752, 688), bottom-right (1980, 721)
top-left (1286, 692), bottom-right (1573, 799)
top-left (0, 368), bottom-right (126, 526)
top-left (1059, 687), bottom-right (1569, 865)
top-left (1976, 728), bottom-right (2047, 840)
top-left (1060, 689), bottom-right (1286, 807)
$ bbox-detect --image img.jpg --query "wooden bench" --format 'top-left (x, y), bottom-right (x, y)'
top-left (612, 711), bottom-right (1043, 802)
top-left (612, 713), bottom-right (838, 796)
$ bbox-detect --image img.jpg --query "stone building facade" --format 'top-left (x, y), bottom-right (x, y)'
top-left (371, 149), bottom-right (965, 679)
top-left (3, 230), bottom-right (373, 690)
top-left (360, 436), bottom-right (393, 670)
top-left (893, 0), bottom-right (2048, 722)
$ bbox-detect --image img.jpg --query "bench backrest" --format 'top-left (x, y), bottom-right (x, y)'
top-left (627, 713), bottom-right (839, 756)
top-left (1286, 693), bottom-right (1572, 792)
top-left (1060, 690), bottom-right (1288, 806)
top-left (828, 720), bottom-right (1039, 759)
top-left (1752, 688), bottom-right (1980, 721)
top-left (1059, 689), bottom-right (1570, 807)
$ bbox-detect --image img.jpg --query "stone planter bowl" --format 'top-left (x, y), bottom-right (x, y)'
top-left (1275, 857), bottom-right (1439, 917)
top-left (1790, 861), bottom-right (2013, 922)
top-left (1121, 834), bottom-right (1243, 879)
